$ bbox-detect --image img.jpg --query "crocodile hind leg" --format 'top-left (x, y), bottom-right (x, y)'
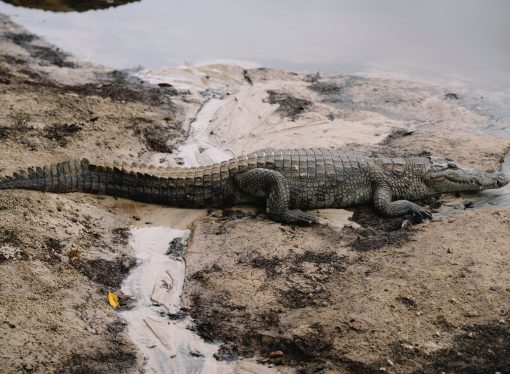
top-left (235, 168), bottom-right (318, 224)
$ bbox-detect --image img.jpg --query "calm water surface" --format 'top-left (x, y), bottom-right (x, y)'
top-left (0, 0), bottom-right (509, 92)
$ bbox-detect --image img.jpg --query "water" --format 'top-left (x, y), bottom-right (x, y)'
top-left (1, 0), bottom-right (509, 94)
top-left (469, 151), bottom-right (510, 209)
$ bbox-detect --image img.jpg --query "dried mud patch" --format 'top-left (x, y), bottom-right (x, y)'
top-left (130, 117), bottom-right (180, 152)
top-left (416, 322), bottom-right (510, 373)
top-left (43, 122), bottom-right (83, 146)
top-left (55, 348), bottom-right (137, 374)
top-left (346, 206), bottom-right (414, 251)
top-left (265, 90), bottom-right (312, 120)
top-left (71, 255), bottom-right (136, 288)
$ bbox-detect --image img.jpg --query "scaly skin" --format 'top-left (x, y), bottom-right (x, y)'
top-left (1, 148), bottom-right (508, 224)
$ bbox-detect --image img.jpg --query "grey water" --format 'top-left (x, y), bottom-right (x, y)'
top-left (1, 0), bottom-right (509, 94)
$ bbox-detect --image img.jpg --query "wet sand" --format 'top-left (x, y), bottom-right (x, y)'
top-left (0, 12), bottom-right (509, 374)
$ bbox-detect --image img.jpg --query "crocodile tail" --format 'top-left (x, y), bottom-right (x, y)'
top-left (0, 159), bottom-right (194, 205)
top-left (0, 159), bottom-right (234, 207)
top-left (0, 159), bottom-right (93, 193)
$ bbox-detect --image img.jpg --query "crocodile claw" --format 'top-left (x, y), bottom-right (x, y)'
top-left (412, 206), bottom-right (433, 222)
top-left (272, 209), bottom-right (320, 225)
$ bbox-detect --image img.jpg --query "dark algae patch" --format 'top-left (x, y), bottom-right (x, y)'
top-left (348, 206), bottom-right (413, 251)
top-left (131, 117), bottom-right (179, 153)
top-left (55, 347), bottom-right (137, 374)
top-left (166, 235), bottom-right (188, 259)
top-left (112, 227), bottom-right (130, 246)
top-left (71, 255), bottom-right (136, 288)
top-left (265, 90), bottom-right (312, 120)
top-left (4, 32), bottom-right (76, 68)
top-left (68, 70), bottom-right (179, 106)
top-left (43, 123), bottom-right (83, 146)
top-left (416, 323), bottom-right (510, 374)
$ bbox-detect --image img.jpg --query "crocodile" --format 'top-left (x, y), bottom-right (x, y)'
top-left (0, 148), bottom-right (508, 224)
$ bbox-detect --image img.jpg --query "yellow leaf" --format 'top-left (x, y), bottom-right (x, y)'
top-left (108, 291), bottom-right (120, 309)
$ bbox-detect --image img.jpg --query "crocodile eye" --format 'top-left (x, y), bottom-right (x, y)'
top-left (448, 162), bottom-right (458, 169)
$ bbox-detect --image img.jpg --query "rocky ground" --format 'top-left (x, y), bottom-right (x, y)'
top-left (0, 12), bottom-right (509, 374)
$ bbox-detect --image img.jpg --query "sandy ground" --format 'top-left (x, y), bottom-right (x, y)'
top-left (1, 12), bottom-right (509, 374)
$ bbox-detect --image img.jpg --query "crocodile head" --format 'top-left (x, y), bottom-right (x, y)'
top-left (424, 157), bottom-right (509, 193)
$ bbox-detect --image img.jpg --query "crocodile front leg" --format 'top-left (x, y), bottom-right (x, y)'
top-left (374, 184), bottom-right (432, 220)
top-left (235, 168), bottom-right (318, 224)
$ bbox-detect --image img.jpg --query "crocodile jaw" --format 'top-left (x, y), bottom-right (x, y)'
top-left (427, 166), bottom-right (509, 193)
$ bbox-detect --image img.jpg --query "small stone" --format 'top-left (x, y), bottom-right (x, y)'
top-left (379, 368), bottom-right (386, 372)
top-left (189, 351), bottom-right (204, 358)
top-left (416, 311), bottom-right (423, 316)
top-left (387, 359), bottom-right (394, 366)
top-left (270, 350), bottom-right (284, 358)
top-left (464, 311), bottom-right (480, 318)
